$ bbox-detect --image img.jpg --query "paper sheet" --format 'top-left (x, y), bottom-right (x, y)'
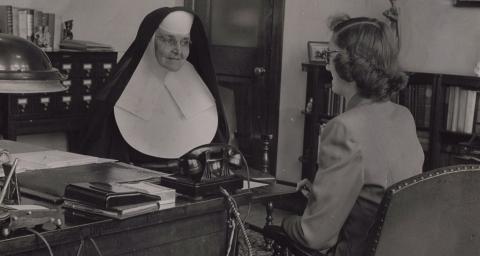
top-left (243, 180), bottom-right (269, 189)
top-left (0, 150), bottom-right (116, 177)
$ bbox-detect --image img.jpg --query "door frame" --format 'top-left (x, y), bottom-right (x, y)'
top-left (184, 0), bottom-right (285, 175)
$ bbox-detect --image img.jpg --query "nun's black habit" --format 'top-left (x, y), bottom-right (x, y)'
top-left (75, 7), bottom-right (229, 164)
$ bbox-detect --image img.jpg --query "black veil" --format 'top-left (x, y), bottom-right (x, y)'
top-left (75, 7), bottom-right (229, 163)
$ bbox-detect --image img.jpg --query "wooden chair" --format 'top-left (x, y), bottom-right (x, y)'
top-left (263, 164), bottom-right (480, 256)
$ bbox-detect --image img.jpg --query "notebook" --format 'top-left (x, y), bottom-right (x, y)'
top-left (18, 162), bottom-right (169, 204)
top-left (64, 182), bottom-right (162, 209)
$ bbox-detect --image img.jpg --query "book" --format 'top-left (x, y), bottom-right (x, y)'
top-left (60, 39), bottom-right (113, 51)
top-left (18, 9), bottom-right (27, 39)
top-left (12, 7), bottom-right (19, 36)
top-left (424, 85), bottom-right (433, 127)
top-left (63, 181), bottom-right (176, 220)
top-left (446, 87), bottom-right (454, 131)
top-left (63, 198), bottom-right (175, 220)
top-left (451, 86), bottom-right (460, 132)
top-left (64, 182), bottom-right (162, 209)
top-left (46, 13), bottom-right (55, 50)
top-left (0, 5), bottom-right (13, 34)
top-left (457, 88), bottom-right (468, 132)
top-left (463, 90), bottom-right (477, 133)
top-left (120, 181), bottom-right (176, 204)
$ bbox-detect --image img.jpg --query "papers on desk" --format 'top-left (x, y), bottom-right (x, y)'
top-left (2, 150), bottom-right (116, 176)
top-left (243, 180), bottom-right (269, 189)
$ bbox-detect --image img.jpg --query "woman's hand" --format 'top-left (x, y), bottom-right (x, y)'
top-left (296, 178), bottom-right (312, 197)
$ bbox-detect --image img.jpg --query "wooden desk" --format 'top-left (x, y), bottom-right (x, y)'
top-left (0, 140), bottom-right (294, 255)
top-left (0, 194), bottom-right (250, 255)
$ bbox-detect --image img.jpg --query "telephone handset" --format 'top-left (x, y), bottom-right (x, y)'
top-left (160, 143), bottom-right (244, 198)
top-left (178, 143), bottom-right (241, 183)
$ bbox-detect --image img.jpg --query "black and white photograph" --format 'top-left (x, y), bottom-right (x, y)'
top-left (307, 41), bottom-right (329, 63)
top-left (454, 0), bottom-right (480, 7)
top-left (0, 0), bottom-right (479, 255)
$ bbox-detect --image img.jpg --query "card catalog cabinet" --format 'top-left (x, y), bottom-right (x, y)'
top-left (0, 51), bottom-right (117, 141)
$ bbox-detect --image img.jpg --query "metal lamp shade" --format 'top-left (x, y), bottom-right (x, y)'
top-left (0, 34), bottom-right (67, 93)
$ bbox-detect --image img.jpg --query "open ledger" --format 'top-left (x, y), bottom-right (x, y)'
top-left (63, 181), bottom-right (175, 220)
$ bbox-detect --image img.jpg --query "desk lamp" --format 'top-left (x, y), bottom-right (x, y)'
top-left (0, 34), bottom-right (67, 93)
top-left (0, 34), bottom-right (65, 237)
top-left (0, 33), bottom-right (67, 204)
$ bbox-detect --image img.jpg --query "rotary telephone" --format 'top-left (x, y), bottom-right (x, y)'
top-left (160, 143), bottom-right (244, 199)
top-left (178, 143), bottom-right (242, 182)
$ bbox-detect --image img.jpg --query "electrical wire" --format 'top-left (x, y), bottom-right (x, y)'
top-left (220, 186), bottom-right (253, 256)
top-left (76, 239), bottom-right (85, 256)
top-left (225, 144), bottom-right (253, 223)
top-left (225, 218), bottom-right (236, 256)
top-left (75, 237), bottom-right (104, 256)
top-left (26, 228), bottom-right (54, 256)
top-left (89, 237), bottom-right (104, 256)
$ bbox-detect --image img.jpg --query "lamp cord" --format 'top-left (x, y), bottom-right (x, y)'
top-left (26, 228), bottom-right (54, 256)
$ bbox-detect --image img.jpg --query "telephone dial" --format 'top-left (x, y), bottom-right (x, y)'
top-left (160, 143), bottom-right (244, 199)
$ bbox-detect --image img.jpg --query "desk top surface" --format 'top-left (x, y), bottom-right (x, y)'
top-left (0, 139), bottom-right (296, 251)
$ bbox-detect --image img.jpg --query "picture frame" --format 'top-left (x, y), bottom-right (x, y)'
top-left (454, 0), bottom-right (480, 7)
top-left (307, 41), bottom-right (329, 63)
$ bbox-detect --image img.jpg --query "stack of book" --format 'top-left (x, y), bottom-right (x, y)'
top-left (445, 86), bottom-right (478, 134)
top-left (400, 84), bottom-right (433, 129)
top-left (0, 5), bottom-right (55, 51)
top-left (63, 181), bottom-right (176, 219)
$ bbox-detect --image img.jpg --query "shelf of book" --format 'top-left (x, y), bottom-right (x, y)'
top-left (299, 64), bottom-right (480, 175)
top-left (430, 74), bottom-right (480, 168)
top-left (0, 5), bottom-right (56, 51)
top-left (300, 62), bottom-right (480, 177)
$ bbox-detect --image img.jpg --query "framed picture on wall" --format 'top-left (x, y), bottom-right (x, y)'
top-left (307, 41), bottom-right (329, 63)
top-left (454, 0), bottom-right (480, 7)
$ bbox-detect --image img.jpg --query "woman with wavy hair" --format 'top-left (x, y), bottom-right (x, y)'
top-left (281, 14), bottom-right (424, 256)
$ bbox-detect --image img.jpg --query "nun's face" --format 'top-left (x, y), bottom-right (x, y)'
top-left (154, 29), bottom-right (191, 72)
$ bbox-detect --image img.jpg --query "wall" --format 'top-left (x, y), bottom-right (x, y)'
top-left (0, 0), bottom-right (183, 149)
top-left (398, 0), bottom-right (480, 76)
top-left (276, 0), bottom-right (480, 182)
top-left (1, 0), bottom-right (184, 57)
top-left (276, 0), bottom-right (389, 182)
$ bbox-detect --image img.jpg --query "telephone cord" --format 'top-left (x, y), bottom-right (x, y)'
top-left (26, 228), bottom-right (54, 256)
top-left (225, 217), bottom-right (236, 256)
top-left (220, 186), bottom-right (253, 256)
top-left (227, 144), bottom-right (253, 224)
top-left (75, 237), bottom-right (104, 256)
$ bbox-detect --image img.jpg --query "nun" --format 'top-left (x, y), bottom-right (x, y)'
top-left (76, 7), bottom-right (229, 168)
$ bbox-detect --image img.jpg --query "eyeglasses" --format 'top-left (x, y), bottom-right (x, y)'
top-left (322, 48), bottom-right (342, 64)
top-left (155, 34), bottom-right (191, 48)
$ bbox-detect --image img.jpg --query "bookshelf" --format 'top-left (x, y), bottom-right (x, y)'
top-left (0, 5), bottom-right (57, 51)
top-left (434, 74), bottom-right (480, 167)
top-left (300, 62), bottom-right (480, 178)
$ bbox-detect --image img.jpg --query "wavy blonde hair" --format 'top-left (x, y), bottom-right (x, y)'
top-left (328, 14), bottom-right (407, 101)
